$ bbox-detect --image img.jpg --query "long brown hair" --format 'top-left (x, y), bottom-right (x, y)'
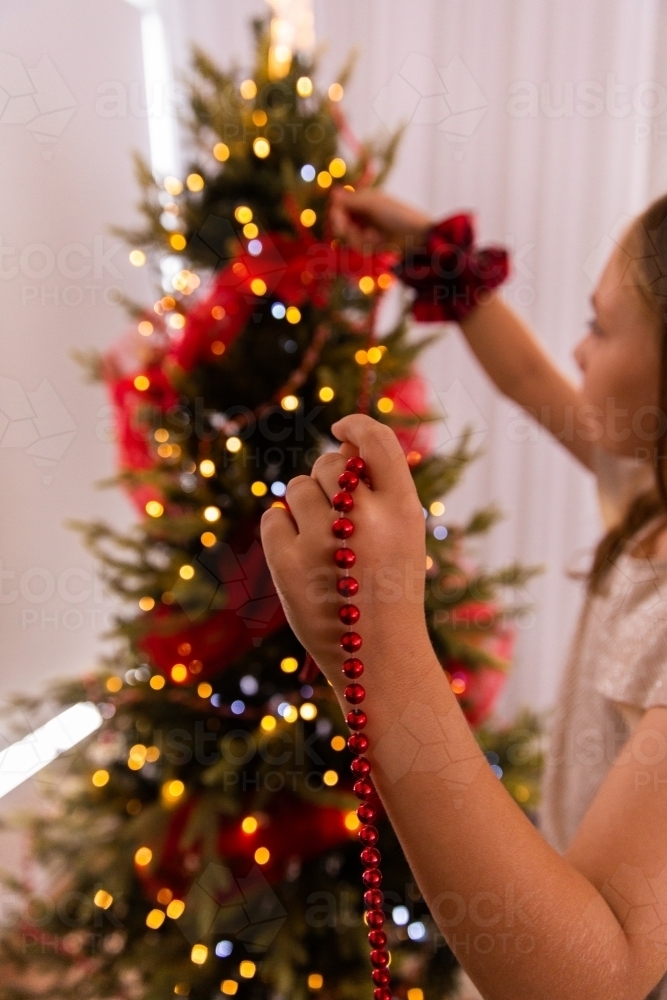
top-left (588, 192), bottom-right (667, 591)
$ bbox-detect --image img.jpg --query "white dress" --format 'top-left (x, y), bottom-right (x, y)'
top-left (538, 447), bottom-right (667, 1000)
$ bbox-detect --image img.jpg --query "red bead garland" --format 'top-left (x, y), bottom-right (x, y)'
top-left (331, 455), bottom-right (390, 995)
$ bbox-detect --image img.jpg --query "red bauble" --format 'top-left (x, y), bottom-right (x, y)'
top-left (347, 732), bottom-right (369, 754)
top-left (332, 517), bottom-right (354, 539)
top-left (346, 708), bottom-right (367, 730)
top-left (374, 987), bottom-right (392, 1000)
top-left (366, 907), bottom-right (385, 928)
top-left (334, 547), bottom-right (356, 569)
top-left (350, 756), bottom-right (371, 777)
top-left (346, 456), bottom-right (367, 475)
top-left (338, 471), bottom-right (359, 492)
top-left (360, 846), bottom-right (381, 867)
top-left (362, 868), bottom-right (383, 888)
top-left (365, 889), bottom-right (383, 909)
top-left (337, 576), bottom-right (359, 597)
top-left (368, 930), bottom-right (387, 949)
top-left (372, 969), bottom-right (390, 987)
top-left (343, 657), bottom-right (363, 678)
top-left (344, 683), bottom-right (365, 705)
top-left (358, 803), bottom-right (377, 824)
top-left (370, 949), bottom-right (389, 968)
top-left (341, 631), bottom-right (362, 652)
top-left (353, 779), bottom-right (374, 800)
top-left (339, 604), bottom-right (360, 626)
top-left (332, 491), bottom-right (354, 513)
top-left (358, 823), bottom-right (378, 845)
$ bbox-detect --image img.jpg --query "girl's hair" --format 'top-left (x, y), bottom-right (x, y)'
top-left (588, 192), bottom-right (667, 591)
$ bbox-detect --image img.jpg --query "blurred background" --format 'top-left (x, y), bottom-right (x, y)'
top-left (2, 0), bottom-right (667, 731)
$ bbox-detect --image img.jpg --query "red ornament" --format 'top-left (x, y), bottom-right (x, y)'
top-left (368, 930), bottom-right (387, 949)
top-left (334, 547), bottom-right (356, 569)
top-left (358, 824), bottom-right (378, 845)
top-left (339, 604), bottom-right (360, 626)
top-left (353, 779), bottom-right (374, 800)
top-left (374, 987), bottom-right (392, 1000)
top-left (370, 949), bottom-right (389, 968)
top-left (332, 517), bottom-right (354, 539)
top-left (348, 733), bottom-right (368, 754)
top-left (344, 682), bottom-right (365, 704)
top-left (345, 456), bottom-right (367, 475)
top-left (337, 577), bottom-right (359, 597)
top-left (338, 470), bottom-right (359, 492)
top-left (358, 804), bottom-right (376, 824)
top-left (360, 847), bottom-right (381, 867)
top-left (341, 631), bottom-right (362, 652)
top-left (364, 889), bottom-right (383, 909)
top-left (343, 657), bottom-right (363, 678)
top-left (332, 491), bottom-right (354, 512)
top-left (372, 969), bottom-right (390, 986)
top-left (366, 908), bottom-right (385, 928)
top-left (346, 709), bottom-right (367, 730)
top-left (350, 757), bottom-right (371, 777)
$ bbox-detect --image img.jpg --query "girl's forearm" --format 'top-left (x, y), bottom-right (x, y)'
top-left (459, 293), bottom-right (593, 468)
top-left (338, 641), bottom-right (632, 1000)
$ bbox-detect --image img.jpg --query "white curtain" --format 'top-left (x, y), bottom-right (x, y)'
top-left (1, 0), bottom-right (667, 725)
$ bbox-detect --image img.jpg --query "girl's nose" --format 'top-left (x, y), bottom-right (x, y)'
top-left (573, 337), bottom-right (586, 372)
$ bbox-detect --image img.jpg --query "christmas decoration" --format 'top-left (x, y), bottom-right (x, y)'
top-left (0, 16), bottom-right (543, 1000)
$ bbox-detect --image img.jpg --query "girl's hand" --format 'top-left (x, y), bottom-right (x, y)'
top-left (329, 186), bottom-right (433, 255)
top-left (260, 415), bottom-right (432, 696)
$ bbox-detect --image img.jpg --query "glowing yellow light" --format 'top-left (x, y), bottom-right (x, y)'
top-left (300, 703), bottom-right (317, 721)
top-left (308, 974), bottom-right (324, 990)
top-left (174, 984), bottom-right (190, 997)
top-left (94, 889), bottom-right (113, 909)
top-left (331, 735), bottom-right (346, 751)
top-left (212, 305), bottom-right (226, 321)
top-left (296, 76), bottom-right (313, 97)
top-left (251, 481), bottom-right (268, 497)
top-left (157, 444), bottom-right (172, 459)
top-left (134, 374), bottom-right (150, 391)
top-left (328, 83), bottom-right (344, 102)
top-left (163, 780), bottom-right (185, 803)
top-left (407, 990), bottom-right (424, 1000)
top-left (129, 744), bottom-right (147, 762)
top-left (135, 847), bottom-right (153, 867)
top-left (92, 770), bottom-right (109, 788)
top-left (367, 346), bottom-right (382, 363)
top-left (214, 142), bottom-right (230, 162)
top-left (323, 770), bottom-right (338, 787)
top-left (146, 908), bottom-right (165, 929)
top-left (186, 173), bottom-right (204, 192)
top-left (355, 350), bottom-right (368, 365)
top-left (284, 705), bottom-right (299, 723)
top-left (150, 675), bottom-right (165, 690)
top-left (146, 746), bottom-right (160, 763)
top-left (451, 678), bottom-right (466, 695)
top-left (260, 715), bottom-right (277, 732)
top-left (138, 595), bottom-right (155, 613)
top-left (280, 657), bottom-right (298, 673)
top-left (252, 109), bottom-right (268, 126)
top-left (318, 386), bottom-right (334, 402)
top-left (162, 295), bottom-right (176, 310)
top-left (171, 664), bottom-right (188, 683)
top-left (378, 272), bottom-right (393, 289)
top-left (329, 157), bottom-right (346, 178)
top-left (242, 816), bottom-right (258, 834)
top-left (226, 436), bottom-right (242, 453)
top-left (240, 79), bottom-right (257, 99)
top-left (198, 459), bottom-right (215, 478)
top-left (164, 176), bottom-right (183, 195)
top-left (221, 981), bottom-right (238, 995)
top-left (235, 206), bottom-right (253, 224)
top-left (211, 340), bottom-right (225, 355)
top-left (251, 278), bottom-right (267, 296)
top-left (254, 847), bottom-right (270, 865)
top-left (317, 171), bottom-right (332, 188)
top-left (286, 306), bottom-right (301, 324)
top-left (138, 320), bottom-right (154, 336)
top-left (243, 222), bottom-right (259, 239)
top-left (167, 898), bottom-right (185, 919)
top-left (168, 312), bottom-right (186, 329)
top-left (170, 234), bottom-right (187, 252)
top-left (240, 961), bottom-right (256, 979)
top-left (145, 500), bottom-right (164, 518)
top-left (191, 943), bottom-right (208, 965)
top-left (194, 682), bottom-right (212, 701)
top-left (253, 137), bottom-right (270, 158)
top-left (514, 785), bottom-right (530, 803)
top-left (359, 276), bottom-right (375, 295)
top-left (153, 428), bottom-right (168, 443)
top-left (281, 395), bottom-right (299, 411)
top-left (128, 757), bottom-right (143, 772)
top-left (201, 532), bottom-right (216, 547)
top-left (157, 889), bottom-right (173, 907)
top-left (106, 676), bottom-right (122, 693)
top-left (377, 397), bottom-right (394, 414)
top-left (429, 501), bottom-right (445, 516)
top-left (425, 556), bottom-right (433, 570)
top-left (179, 565), bottom-right (195, 580)
top-left (300, 208), bottom-right (316, 228)
top-left (344, 810), bottom-right (361, 831)
top-left (407, 450), bottom-right (422, 466)
top-left (204, 505), bottom-right (221, 522)
top-left (129, 249), bottom-right (146, 267)
top-left (271, 500), bottom-right (287, 509)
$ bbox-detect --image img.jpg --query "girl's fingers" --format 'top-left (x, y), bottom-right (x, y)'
top-left (283, 474), bottom-right (332, 536)
top-left (260, 504), bottom-right (298, 568)
top-left (331, 414), bottom-right (416, 496)
top-left (311, 450), bottom-right (348, 499)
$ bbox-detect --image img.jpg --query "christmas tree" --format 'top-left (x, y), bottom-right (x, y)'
top-left (0, 17), bottom-right (543, 1000)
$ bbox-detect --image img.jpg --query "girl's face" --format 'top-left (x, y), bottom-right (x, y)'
top-left (573, 242), bottom-right (663, 458)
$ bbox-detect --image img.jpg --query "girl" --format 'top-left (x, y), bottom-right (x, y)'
top-left (260, 186), bottom-right (667, 1000)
